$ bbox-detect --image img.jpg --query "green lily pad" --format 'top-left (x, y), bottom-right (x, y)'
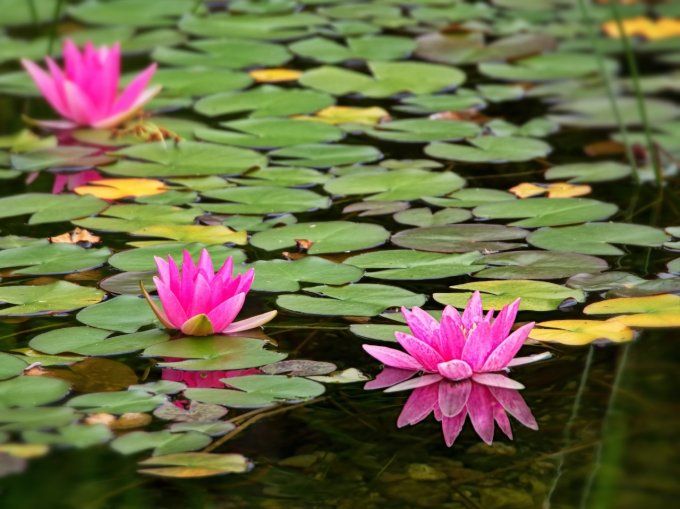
top-left (198, 186), bottom-right (330, 214)
top-left (69, 0), bottom-right (193, 26)
top-left (345, 250), bottom-right (484, 280)
top-left (113, 430), bottom-right (212, 457)
top-left (138, 452), bottom-right (251, 477)
top-left (195, 86), bottom-right (334, 118)
top-left (396, 90), bottom-right (486, 114)
top-left (360, 119), bottom-right (481, 143)
top-left (477, 250), bottom-right (608, 279)
top-left (73, 204), bottom-right (198, 233)
top-left (144, 336), bottom-right (286, 371)
top-left (153, 38), bottom-right (290, 69)
top-left (129, 224), bottom-right (246, 247)
top-left (300, 61), bottom-right (465, 97)
top-left (0, 243), bottom-right (111, 275)
top-left (0, 281), bottom-right (104, 316)
top-left (196, 118), bottom-right (343, 148)
top-left (185, 375), bottom-right (325, 409)
top-left (550, 96), bottom-right (679, 128)
top-left (0, 353), bottom-right (26, 381)
top-left (527, 223), bottom-right (668, 255)
top-left (0, 407), bottom-right (76, 431)
top-left (479, 52), bottom-right (616, 81)
top-left (30, 327), bottom-right (168, 356)
top-left (0, 194), bottom-right (107, 225)
top-left (67, 391), bottom-right (167, 414)
top-left (106, 141), bottom-right (267, 178)
top-left (228, 167), bottom-right (328, 187)
top-left (473, 198), bottom-right (618, 227)
top-left (391, 224), bottom-right (528, 253)
top-left (0, 376), bottom-right (70, 408)
top-left (277, 283), bottom-right (426, 316)
top-left (324, 168), bottom-right (464, 201)
top-left (426, 136), bottom-right (551, 163)
top-left (290, 35), bottom-right (414, 63)
top-left (545, 161), bottom-right (632, 183)
top-left (10, 146), bottom-right (110, 171)
top-left (108, 243), bottom-right (245, 272)
top-left (244, 257), bottom-right (363, 292)
top-left (250, 221), bottom-right (390, 254)
top-left (179, 12), bottom-right (326, 40)
top-left (270, 143), bottom-right (382, 168)
top-left (76, 295), bottom-right (159, 333)
top-left (434, 280), bottom-right (586, 311)
top-left (0, 0), bottom-right (62, 27)
top-left (349, 323), bottom-right (409, 343)
top-left (153, 67), bottom-right (252, 97)
top-left (393, 207), bottom-right (471, 227)
top-left (424, 188), bottom-right (516, 208)
top-left (23, 424), bottom-right (112, 449)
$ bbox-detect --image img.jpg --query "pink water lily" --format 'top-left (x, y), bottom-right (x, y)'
top-left (363, 292), bottom-right (548, 383)
top-left (22, 39), bottom-right (161, 129)
top-left (366, 368), bottom-right (538, 446)
top-left (142, 249), bottom-right (277, 337)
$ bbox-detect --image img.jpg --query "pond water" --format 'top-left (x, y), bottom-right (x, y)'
top-left (0, 1), bottom-right (679, 508)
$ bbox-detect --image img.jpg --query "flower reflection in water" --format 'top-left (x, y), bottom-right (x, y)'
top-left (366, 368), bottom-right (538, 447)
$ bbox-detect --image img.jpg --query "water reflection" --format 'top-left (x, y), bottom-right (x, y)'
top-left (366, 368), bottom-right (537, 447)
top-left (162, 367), bottom-right (261, 389)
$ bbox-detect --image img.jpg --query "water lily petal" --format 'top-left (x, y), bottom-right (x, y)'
top-left (395, 331), bottom-right (445, 372)
top-left (438, 379), bottom-right (471, 417)
top-left (481, 322), bottom-right (535, 372)
top-left (222, 310), bottom-right (277, 334)
top-left (362, 345), bottom-right (423, 371)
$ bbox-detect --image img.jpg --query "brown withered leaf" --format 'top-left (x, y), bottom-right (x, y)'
top-left (295, 239), bottom-right (314, 252)
top-left (584, 140), bottom-right (626, 157)
top-left (49, 227), bottom-right (101, 246)
top-left (38, 358), bottom-right (137, 393)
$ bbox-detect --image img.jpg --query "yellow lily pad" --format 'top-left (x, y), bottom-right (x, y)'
top-left (584, 294), bottom-right (680, 328)
top-left (529, 319), bottom-right (635, 345)
top-left (295, 106), bottom-right (390, 126)
top-left (75, 178), bottom-right (167, 200)
top-left (249, 68), bottom-right (302, 83)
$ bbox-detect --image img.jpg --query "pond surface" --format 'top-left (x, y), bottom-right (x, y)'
top-left (0, 1), bottom-right (679, 508)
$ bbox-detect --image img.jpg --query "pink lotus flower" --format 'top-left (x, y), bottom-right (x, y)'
top-left (51, 169), bottom-right (103, 194)
top-left (363, 292), bottom-right (548, 383)
top-left (162, 368), bottom-right (261, 389)
top-left (142, 249), bottom-right (277, 337)
top-left (22, 39), bottom-right (161, 129)
top-left (366, 368), bottom-right (538, 446)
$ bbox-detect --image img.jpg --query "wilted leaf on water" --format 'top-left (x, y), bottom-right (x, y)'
top-left (138, 452), bottom-right (252, 478)
top-left (243, 257), bottom-right (362, 292)
top-left (261, 360), bottom-right (337, 377)
top-left (434, 280), bottom-right (586, 311)
top-left (529, 320), bottom-right (635, 345)
top-left (75, 178), bottom-right (168, 199)
top-left (584, 294), bottom-right (680, 327)
top-left (0, 281), bottom-right (105, 316)
top-left (40, 358), bottom-right (138, 393)
top-left (509, 182), bottom-right (591, 199)
top-left (154, 401), bottom-right (228, 423)
top-left (130, 224), bottom-right (247, 246)
top-left (0, 443), bottom-right (49, 459)
top-left (49, 228), bottom-right (101, 245)
top-left (308, 368), bottom-right (369, 384)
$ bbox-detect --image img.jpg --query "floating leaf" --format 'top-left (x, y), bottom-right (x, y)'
top-left (473, 198), bottom-right (618, 227)
top-left (0, 243), bottom-right (110, 275)
top-left (527, 223), bottom-right (668, 255)
top-left (185, 375), bottom-right (325, 409)
top-left (244, 257), bottom-right (362, 292)
top-left (22, 424), bottom-right (112, 448)
top-left (130, 224), bottom-right (247, 246)
top-left (67, 390), bottom-right (166, 414)
top-left (270, 143), bottom-right (381, 168)
top-left (545, 162), bottom-right (632, 183)
top-left (153, 37), bottom-right (290, 68)
top-left (325, 169), bottom-right (464, 201)
top-left (75, 179), bottom-right (167, 200)
top-left (479, 52), bottom-right (615, 81)
top-left (198, 186), bottom-right (330, 214)
top-left (0, 354), bottom-right (26, 381)
top-left (476, 250), bottom-right (608, 279)
top-left (391, 224), bottom-right (528, 253)
top-left (529, 320), bottom-right (634, 345)
top-left (345, 250), bottom-right (484, 280)
top-left (393, 207), bottom-right (471, 227)
top-left (434, 280), bottom-right (585, 311)
top-left (277, 283), bottom-right (426, 316)
top-left (31, 327), bottom-right (168, 356)
top-left (251, 221), bottom-right (390, 254)
top-left (111, 430), bottom-right (211, 456)
top-left (424, 188), bottom-right (516, 209)
top-left (0, 281), bottom-right (104, 316)
top-left (0, 194), bottom-right (107, 225)
top-left (195, 85), bottom-right (333, 118)
top-left (249, 68), bottom-right (301, 82)
top-left (76, 295), bottom-right (158, 333)
top-left (138, 452), bottom-right (251, 478)
top-left (290, 35), bottom-right (414, 63)
top-left (602, 16), bottom-right (680, 41)
top-left (0, 376), bottom-right (70, 408)
top-left (584, 294), bottom-right (680, 327)
top-left (107, 141), bottom-right (266, 178)
top-left (109, 243), bottom-right (244, 272)
top-left (0, 407), bottom-right (76, 431)
top-left (426, 136), bottom-right (551, 163)
top-left (295, 105), bottom-right (389, 126)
